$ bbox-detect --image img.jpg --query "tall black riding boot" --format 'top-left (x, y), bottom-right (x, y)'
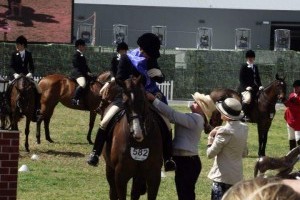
top-left (163, 130), bottom-right (176, 171)
top-left (87, 128), bottom-right (107, 166)
top-left (289, 139), bottom-right (296, 150)
top-left (72, 86), bottom-right (84, 105)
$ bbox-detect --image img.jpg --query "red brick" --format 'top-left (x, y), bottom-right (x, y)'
top-left (0, 168), bottom-right (9, 174)
top-left (10, 140), bottom-right (19, 146)
top-left (0, 182), bottom-right (8, 189)
top-left (8, 182), bottom-right (17, 189)
top-left (1, 147), bottom-right (18, 153)
top-left (2, 161), bottom-right (18, 168)
top-left (9, 154), bottom-right (19, 161)
top-left (0, 154), bottom-right (10, 160)
top-left (0, 189), bottom-right (17, 196)
top-left (1, 175), bottom-right (17, 182)
top-left (9, 168), bottom-right (18, 175)
top-left (1, 132), bottom-right (19, 139)
top-left (0, 140), bottom-right (10, 146)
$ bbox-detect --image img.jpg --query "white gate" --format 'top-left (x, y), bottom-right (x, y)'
top-left (157, 80), bottom-right (173, 101)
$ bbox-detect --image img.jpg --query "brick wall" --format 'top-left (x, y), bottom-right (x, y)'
top-left (0, 130), bottom-right (19, 200)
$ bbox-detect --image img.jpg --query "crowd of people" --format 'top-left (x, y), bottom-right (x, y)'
top-left (5, 33), bottom-right (300, 199)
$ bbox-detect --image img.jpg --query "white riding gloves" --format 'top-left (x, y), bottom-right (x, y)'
top-left (26, 73), bottom-right (33, 78)
top-left (246, 86), bottom-right (252, 91)
top-left (147, 68), bottom-right (163, 78)
top-left (13, 73), bottom-right (20, 79)
top-left (259, 86), bottom-right (264, 90)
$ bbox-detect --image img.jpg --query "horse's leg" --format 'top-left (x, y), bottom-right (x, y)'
top-left (25, 117), bottom-right (31, 152)
top-left (36, 118), bottom-right (42, 144)
top-left (131, 176), bottom-right (146, 200)
top-left (115, 169), bottom-right (130, 200)
top-left (106, 165), bottom-right (118, 200)
top-left (44, 117), bottom-right (54, 143)
top-left (257, 121), bottom-right (271, 157)
top-left (87, 111), bottom-right (96, 144)
top-left (145, 169), bottom-right (161, 200)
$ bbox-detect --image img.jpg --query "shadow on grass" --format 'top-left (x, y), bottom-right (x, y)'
top-left (44, 150), bottom-right (85, 157)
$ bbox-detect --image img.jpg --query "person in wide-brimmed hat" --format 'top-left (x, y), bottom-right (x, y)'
top-left (284, 79), bottom-right (300, 150)
top-left (207, 98), bottom-right (248, 200)
top-left (146, 91), bottom-right (206, 200)
top-left (192, 92), bottom-right (216, 121)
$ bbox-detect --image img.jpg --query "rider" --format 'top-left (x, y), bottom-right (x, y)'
top-left (95, 42), bottom-right (129, 113)
top-left (238, 50), bottom-right (264, 121)
top-left (87, 33), bottom-right (176, 171)
top-left (9, 35), bottom-right (42, 121)
top-left (71, 39), bottom-right (92, 106)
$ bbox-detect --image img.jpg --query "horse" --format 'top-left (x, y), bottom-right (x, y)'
top-left (254, 146), bottom-right (300, 178)
top-left (103, 76), bottom-right (163, 200)
top-left (36, 72), bottom-right (110, 145)
top-left (8, 75), bottom-right (38, 151)
top-left (208, 74), bottom-right (286, 156)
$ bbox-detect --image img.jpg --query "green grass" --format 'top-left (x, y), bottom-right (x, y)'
top-left (16, 104), bottom-right (298, 200)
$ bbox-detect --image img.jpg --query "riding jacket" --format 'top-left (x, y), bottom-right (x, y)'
top-left (10, 50), bottom-right (34, 77)
top-left (71, 49), bottom-right (91, 79)
top-left (238, 63), bottom-right (262, 93)
top-left (284, 93), bottom-right (300, 130)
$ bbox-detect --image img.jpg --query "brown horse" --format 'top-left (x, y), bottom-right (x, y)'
top-left (254, 146), bottom-right (300, 178)
top-left (36, 72), bottom-right (110, 145)
top-left (9, 75), bottom-right (38, 151)
top-left (209, 74), bottom-right (286, 156)
top-left (103, 76), bottom-right (163, 200)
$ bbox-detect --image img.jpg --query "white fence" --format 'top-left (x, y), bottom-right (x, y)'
top-left (157, 80), bottom-right (174, 101)
top-left (1, 75), bottom-right (174, 100)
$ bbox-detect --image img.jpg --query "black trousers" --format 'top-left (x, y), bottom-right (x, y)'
top-left (173, 155), bottom-right (201, 200)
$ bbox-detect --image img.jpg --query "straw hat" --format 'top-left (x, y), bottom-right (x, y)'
top-left (216, 98), bottom-right (244, 120)
top-left (192, 92), bottom-right (216, 119)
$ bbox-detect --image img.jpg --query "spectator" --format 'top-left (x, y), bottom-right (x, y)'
top-left (284, 80), bottom-right (300, 150)
top-left (207, 98), bottom-right (248, 200)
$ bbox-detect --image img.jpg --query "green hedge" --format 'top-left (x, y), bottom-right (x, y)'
top-left (1, 42), bottom-right (299, 99)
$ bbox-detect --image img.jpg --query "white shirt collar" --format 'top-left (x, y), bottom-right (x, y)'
top-left (19, 50), bottom-right (25, 57)
top-left (247, 61), bottom-right (253, 68)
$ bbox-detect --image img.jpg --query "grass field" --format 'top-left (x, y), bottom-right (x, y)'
top-left (16, 103), bottom-right (299, 200)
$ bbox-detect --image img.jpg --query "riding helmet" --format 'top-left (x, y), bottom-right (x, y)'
top-left (16, 35), bottom-right (28, 48)
top-left (293, 80), bottom-right (300, 87)
top-left (137, 33), bottom-right (161, 59)
top-left (117, 42), bottom-right (128, 52)
top-left (245, 50), bottom-right (255, 58)
top-left (75, 39), bottom-right (86, 47)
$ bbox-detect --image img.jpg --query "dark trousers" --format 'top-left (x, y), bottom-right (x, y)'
top-left (211, 181), bottom-right (232, 200)
top-left (173, 155), bottom-right (201, 200)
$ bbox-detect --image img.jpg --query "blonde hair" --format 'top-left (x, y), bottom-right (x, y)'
top-left (222, 177), bottom-right (300, 200)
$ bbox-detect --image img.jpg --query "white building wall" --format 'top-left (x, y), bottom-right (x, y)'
top-left (74, 0), bottom-right (300, 11)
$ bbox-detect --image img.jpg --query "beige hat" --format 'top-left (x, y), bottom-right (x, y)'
top-left (192, 92), bottom-right (216, 119)
top-left (216, 98), bottom-right (244, 120)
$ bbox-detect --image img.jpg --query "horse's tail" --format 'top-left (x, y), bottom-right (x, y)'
top-left (254, 159), bottom-right (260, 177)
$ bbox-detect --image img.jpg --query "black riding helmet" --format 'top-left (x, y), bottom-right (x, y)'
top-left (293, 80), bottom-right (300, 87)
top-left (117, 42), bottom-right (128, 53)
top-left (75, 39), bottom-right (86, 48)
top-left (16, 35), bottom-right (28, 48)
top-left (137, 33), bottom-right (161, 59)
top-left (245, 50), bottom-right (255, 58)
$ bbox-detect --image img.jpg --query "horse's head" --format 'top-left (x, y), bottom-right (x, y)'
top-left (122, 76), bottom-right (148, 142)
top-left (275, 73), bottom-right (287, 102)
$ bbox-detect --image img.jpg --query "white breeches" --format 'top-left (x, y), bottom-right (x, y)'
top-left (287, 124), bottom-right (300, 141)
top-left (76, 77), bottom-right (87, 88)
top-left (100, 105), bottom-right (122, 129)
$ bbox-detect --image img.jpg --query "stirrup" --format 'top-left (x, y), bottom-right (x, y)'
top-left (164, 159), bottom-right (176, 172)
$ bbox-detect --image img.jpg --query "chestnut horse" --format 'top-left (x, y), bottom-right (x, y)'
top-left (36, 72), bottom-right (110, 145)
top-left (9, 75), bottom-right (38, 151)
top-left (103, 76), bottom-right (163, 200)
top-left (209, 74), bottom-right (286, 156)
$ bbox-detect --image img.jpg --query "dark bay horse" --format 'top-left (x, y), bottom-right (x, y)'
top-left (103, 76), bottom-right (163, 200)
top-left (209, 74), bottom-right (286, 157)
top-left (9, 75), bottom-right (38, 151)
top-left (36, 72), bottom-right (110, 145)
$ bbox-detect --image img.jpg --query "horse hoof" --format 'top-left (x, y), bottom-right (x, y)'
top-left (88, 140), bottom-right (93, 145)
top-left (47, 139), bottom-right (54, 143)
